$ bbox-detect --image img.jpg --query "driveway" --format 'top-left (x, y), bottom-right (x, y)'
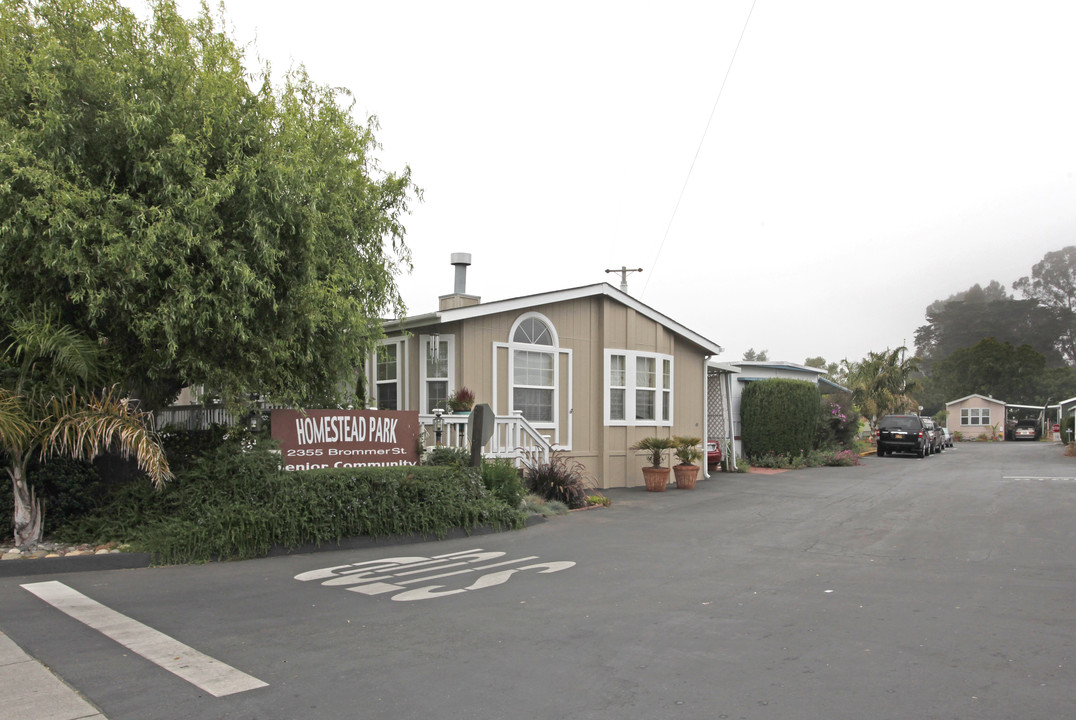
top-left (1, 442), bottom-right (1074, 720)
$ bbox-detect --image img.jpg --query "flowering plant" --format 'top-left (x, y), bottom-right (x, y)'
top-left (816, 395), bottom-right (858, 448)
top-left (447, 387), bottom-right (475, 412)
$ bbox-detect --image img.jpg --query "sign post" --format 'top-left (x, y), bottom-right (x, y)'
top-left (468, 404), bottom-right (496, 467)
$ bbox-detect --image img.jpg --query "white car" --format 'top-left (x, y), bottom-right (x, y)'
top-left (1013, 424), bottom-right (1038, 441)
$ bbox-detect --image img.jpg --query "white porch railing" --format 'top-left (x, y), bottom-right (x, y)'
top-left (419, 410), bottom-right (553, 466)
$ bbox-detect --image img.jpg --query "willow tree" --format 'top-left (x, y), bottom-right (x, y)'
top-left (1, 313), bottom-right (171, 547)
top-left (0, 0), bottom-right (416, 410)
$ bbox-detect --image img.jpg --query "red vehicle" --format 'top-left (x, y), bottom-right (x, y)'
top-left (706, 440), bottom-right (722, 470)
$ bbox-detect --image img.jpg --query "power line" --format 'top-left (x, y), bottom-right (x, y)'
top-left (642, 0), bottom-right (758, 296)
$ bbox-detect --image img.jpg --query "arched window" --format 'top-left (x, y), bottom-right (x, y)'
top-left (510, 314), bottom-right (557, 425)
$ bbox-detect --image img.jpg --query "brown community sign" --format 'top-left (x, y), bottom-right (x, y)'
top-left (271, 409), bottom-right (421, 471)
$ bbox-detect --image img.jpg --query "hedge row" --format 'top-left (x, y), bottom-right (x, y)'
top-left (740, 378), bottom-right (822, 458)
top-left (57, 441), bottom-right (525, 564)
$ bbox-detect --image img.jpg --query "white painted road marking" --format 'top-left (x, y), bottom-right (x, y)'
top-left (20, 581), bottom-right (267, 697)
top-left (296, 548), bottom-right (576, 601)
top-left (1002, 476), bottom-right (1076, 481)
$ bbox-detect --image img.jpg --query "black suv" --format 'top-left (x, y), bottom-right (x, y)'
top-left (876, 414), bottom-right (931, 458)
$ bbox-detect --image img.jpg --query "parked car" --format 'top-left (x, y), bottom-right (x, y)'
top-left (939, 427), bottom-right (954, 448)
top-left (921, 417), bottom-right (943, 454)
top-left (706, 440), bottom-right (722, 470)
top-left (876, 414), bottom-right (931, 458)
top-left (1012, 421), bottom-right (1039, 441)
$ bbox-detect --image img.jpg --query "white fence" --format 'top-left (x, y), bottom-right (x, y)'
top-left (418, 410), bottom-right (553, 466)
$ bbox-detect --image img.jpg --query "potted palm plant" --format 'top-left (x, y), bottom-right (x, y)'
top-left (630, 436), bottom-right (675, 491)
top-left (672, 436), bottom-right (702, 489)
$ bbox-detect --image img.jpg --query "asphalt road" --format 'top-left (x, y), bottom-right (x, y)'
top-left (2, 442), bottom-right (1074, 720)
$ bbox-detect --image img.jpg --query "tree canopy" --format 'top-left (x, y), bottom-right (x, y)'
top-left (914, 281), bottom-right (1066, 370)
top-left (1013, 246), bottom-right (1076, 363)
top-left (0, 0), bottom-right (417, 409)
top-left (928, 338), bottom-right (1076, 407)
top-left (804, 356), bottom-right (841, 379)
top-left (844, 347), bottom-right (920, 428)
top-left (909, 249), bottom-right (1076, 412)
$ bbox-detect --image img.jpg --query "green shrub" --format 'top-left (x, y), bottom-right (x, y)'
top-left (741, 379), bottom-right (821, 458)
top-left (481, 458), bottom-right (525, 508)
top-left (522, 451), bottom-right (590, 509)
top-left (521, 494), bottom-right (569, 516)
top-left (159, 424), bottom-right (260, 474)
top-left (423, 446), bottom-right (470, 466)
top-left (746, 447), bottom-right (861, 469)
top-left (56, 440), bottom-right (525, 564)
top-left (823, 449), bottom-right (861, 466)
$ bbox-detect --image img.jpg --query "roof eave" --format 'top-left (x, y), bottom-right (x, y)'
top-left (386, 282), bottom-right (724, 356)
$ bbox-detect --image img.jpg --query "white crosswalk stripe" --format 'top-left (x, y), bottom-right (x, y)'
top-left (21, 581), bottom-right (267, 698)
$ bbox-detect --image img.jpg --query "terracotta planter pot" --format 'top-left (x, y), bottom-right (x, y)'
top-left (641, 466), bottom-right (670, 492)
top-left (674, 464), bottom-right (699, 489)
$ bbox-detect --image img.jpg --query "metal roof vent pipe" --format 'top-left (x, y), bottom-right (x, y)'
top-left (451, 252), bottom-right (471, 294)
top-left (439, 252), bottom-right (481, 311)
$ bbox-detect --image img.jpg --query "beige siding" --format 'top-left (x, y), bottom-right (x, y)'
top-left (598, 297), bottom-right (709, 488)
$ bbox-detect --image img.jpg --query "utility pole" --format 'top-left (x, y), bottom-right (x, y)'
top-left (605, 266), bottom-right (643, 293)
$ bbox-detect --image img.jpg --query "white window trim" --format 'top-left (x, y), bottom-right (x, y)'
top-left (661, 357), bottom-right (673, 423)
top-left (507, 313), bottom-right (559, 431)
top-left (493, 341), bottom-right (572, 449)
top-left (419, 333), bottom-right (455, 414)
top-left (510, 350), bottom-right (556, 426)
top-left (960, 407), bottom-right (991, 426)
top-left (372, 337), bottom-right (407, 410)
top-left (604, 349), bottom-right (675, 426)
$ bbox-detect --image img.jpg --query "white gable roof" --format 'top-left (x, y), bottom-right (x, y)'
top-left (730, 360), bottom-right (825, 375)
top-left (386, 282), bottom-right (724, 356)
top-left (727, 360), bottom-right (850, 393)
top-left (945, 393), bottom-right (1008, 406)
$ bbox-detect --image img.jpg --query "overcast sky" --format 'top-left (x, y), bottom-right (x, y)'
top-left (135, 1), bottom-right (1076, 366)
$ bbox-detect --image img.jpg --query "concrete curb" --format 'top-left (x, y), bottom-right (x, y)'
top-left (0, 551), bottom-right (153, 579)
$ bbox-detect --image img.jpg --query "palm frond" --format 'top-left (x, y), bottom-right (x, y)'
top-left (44, 386), bottom-right (172, 490)
top-left (4, 311), bottom-right (103, 399)
top-left (0, 388), bottom-right (35, 453)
